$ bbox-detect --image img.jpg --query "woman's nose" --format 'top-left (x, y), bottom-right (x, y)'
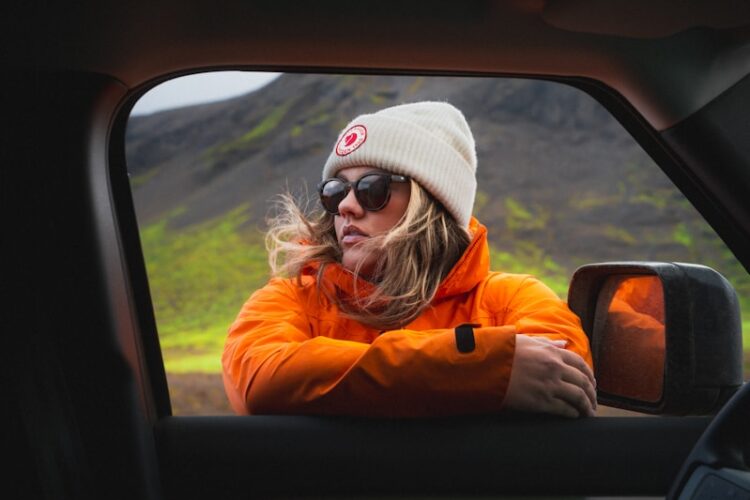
top-left (337, 187), bottom-right (364, 218)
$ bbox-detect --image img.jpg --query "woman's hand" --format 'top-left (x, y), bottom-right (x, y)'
top-left (504, 334), bottom-right (597, 418)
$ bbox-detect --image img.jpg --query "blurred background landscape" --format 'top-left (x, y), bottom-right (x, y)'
top-left (126, 73), bottom-right (749, 415)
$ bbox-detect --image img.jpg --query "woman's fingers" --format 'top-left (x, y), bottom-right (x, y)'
top-left (538, 336), bottom-right (598, 408)
top-left (548, 397), bottom-right (581, 419)
top-left (556, 380), bottom-right (596, 417)
top-left (552, 343), bottom-right (598, 414)
top-left (559, 347), bottom-right (596, 387)
top-left (504, 334), bottom-right (597, 418)
top-left (560, 361), bottom-right (597, 411)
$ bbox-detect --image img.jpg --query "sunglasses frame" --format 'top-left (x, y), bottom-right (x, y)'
top-left (318, 173), bottom-right (409, 215)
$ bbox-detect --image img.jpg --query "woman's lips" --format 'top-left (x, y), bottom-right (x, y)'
top-left (341, 234), bottom-right (368, 245)
top-left (341, 225), bottom-right (369, 245)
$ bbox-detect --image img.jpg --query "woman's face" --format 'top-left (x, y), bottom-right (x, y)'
top-left (333, 166), bottom-right (411, 278)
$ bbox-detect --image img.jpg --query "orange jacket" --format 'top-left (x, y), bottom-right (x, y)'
top-left (222, 218), bottom-right (592, 417)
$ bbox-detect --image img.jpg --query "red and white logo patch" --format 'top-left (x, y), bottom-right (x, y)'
top-left (335, 125), bottom-right (367, 156)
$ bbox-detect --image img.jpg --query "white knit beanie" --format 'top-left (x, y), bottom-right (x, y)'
top-left (322, 101), bottom-right (477, 227)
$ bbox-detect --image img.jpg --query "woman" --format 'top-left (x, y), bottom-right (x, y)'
top-left (222, 101), bottom-right (596, 418)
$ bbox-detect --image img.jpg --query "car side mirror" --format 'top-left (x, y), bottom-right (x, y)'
top-left (567, 262), bottom-right (743, 415)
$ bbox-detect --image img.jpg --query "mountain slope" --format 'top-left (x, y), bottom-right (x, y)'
top-left (127, 73), bottom-right (708, 268)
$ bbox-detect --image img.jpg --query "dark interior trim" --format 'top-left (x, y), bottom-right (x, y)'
top-left (109, 97), bottom-right (173, 420)
top-left (660, 74), bottom-right (750, 273)
top-left (155, 415), bottom-right (710, 499)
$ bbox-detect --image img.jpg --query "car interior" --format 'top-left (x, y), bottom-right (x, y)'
top-left (6, 1), bottom-right (750, 499)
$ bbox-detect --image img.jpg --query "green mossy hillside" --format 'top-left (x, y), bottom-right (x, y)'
top-left (140, 206), bottom-right (269, 373)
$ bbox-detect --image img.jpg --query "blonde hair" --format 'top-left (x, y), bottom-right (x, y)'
top-left (266, 180), bottom-right (471, 329)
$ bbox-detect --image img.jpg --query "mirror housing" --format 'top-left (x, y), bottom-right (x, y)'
top-left (568, 262), bottom-right (743, 415)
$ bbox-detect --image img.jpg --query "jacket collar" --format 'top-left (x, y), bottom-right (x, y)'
top-left (434, 217), bottom-right (490, 299)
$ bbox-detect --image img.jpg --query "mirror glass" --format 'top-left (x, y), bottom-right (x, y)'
top-left (593, 275), bottom-right (666, 402)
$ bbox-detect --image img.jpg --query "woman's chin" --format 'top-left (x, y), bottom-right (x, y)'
top-left (342, 251), bottom-right (376, 279)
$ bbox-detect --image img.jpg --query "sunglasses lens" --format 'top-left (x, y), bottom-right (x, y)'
top-left (356, 174), bottom-right (390, 210)
top-left (320, 174), bottom-right (396, 214)
top-left (320, 179), bottom-right (348, 214)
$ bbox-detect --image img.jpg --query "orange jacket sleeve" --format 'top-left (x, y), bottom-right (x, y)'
top-left (222, 278), bottom-right (517, 417)
top-left (493, 275), bottom-right (593, 368)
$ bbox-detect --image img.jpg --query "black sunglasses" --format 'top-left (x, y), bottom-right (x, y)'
top-left (318, 173), bottom-right (409, 215)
